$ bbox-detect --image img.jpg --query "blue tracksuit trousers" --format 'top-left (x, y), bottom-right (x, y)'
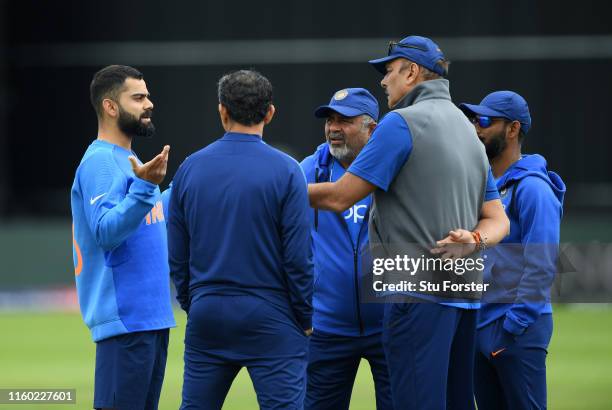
top-left (180, 294), bottom-right (309, 410)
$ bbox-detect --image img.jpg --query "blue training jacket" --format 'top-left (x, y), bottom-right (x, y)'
top-left (301, 143), bottom-right (384, 337)
top-left (70, 140), bottom-right (176, 342)
top-left (167, 132), bottom-right (314, 331)
top-left (478, 154), bottom-right (566, 335)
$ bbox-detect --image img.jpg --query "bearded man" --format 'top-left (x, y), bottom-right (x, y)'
top-left (70, 65), bottom-right (175, 410)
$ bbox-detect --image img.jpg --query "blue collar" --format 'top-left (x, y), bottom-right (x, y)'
top-left (220, 132), bottom-right (262, 142)
top-left (93, 139), bottom-right (134, 155)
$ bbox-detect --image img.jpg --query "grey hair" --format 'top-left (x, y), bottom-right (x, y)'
top-left (361, 115), bottom-right (376, 131)
top-left (420, 59), bottom-right (450, 80)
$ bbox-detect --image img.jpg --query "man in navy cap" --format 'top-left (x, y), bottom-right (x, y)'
top-left (460, 91), bottom-right (565, 410)
top-left (308, 35), bottom-right (510, 410)
top-left (300, 88), bottom-right (392, 410)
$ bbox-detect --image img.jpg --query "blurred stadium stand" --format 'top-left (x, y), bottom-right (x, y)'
top-left (0, 0), bottom-right (610, 302)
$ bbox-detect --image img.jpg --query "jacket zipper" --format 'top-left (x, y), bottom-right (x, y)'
top-left (338, 208), bottom-right (368, 336)
top-left (353, 243), bottom-right (364, 335)
top-left (323, 158), bottom-right (368, 335)
top-left (314, 169), bottom-right (320, 231)
top-left (354, 211), bottom-right (369, 336)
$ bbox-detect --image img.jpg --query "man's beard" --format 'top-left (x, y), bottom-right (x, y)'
top-left (483, 129), bottom-right (507, 160)
top-left (329, 143), bottom-right (355, 163)
top-left (327, 132), bottom-right (356, 164)
top-left (117, 105), bottom-right (155, 138)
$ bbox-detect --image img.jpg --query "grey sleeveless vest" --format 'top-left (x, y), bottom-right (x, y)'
top-left (369, 79), bottom-right (489, 301)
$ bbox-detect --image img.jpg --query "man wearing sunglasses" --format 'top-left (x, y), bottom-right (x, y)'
top-left (460, 91), bottom-right (565, 410)
top-left (308, 35), bottom-right (510, 410)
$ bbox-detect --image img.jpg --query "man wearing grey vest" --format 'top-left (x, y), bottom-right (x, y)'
top-left (308, 35), bottom-right (509, 410)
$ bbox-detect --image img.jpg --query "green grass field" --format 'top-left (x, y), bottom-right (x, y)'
top-left (0, 306), bottom-right (611, 409)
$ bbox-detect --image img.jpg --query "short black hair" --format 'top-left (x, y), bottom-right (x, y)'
top-left (90, 65), bottom-right (143, 117)
top-left (217, 70), bottom-right (273, 126)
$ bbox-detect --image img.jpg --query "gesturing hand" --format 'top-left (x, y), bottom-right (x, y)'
top-left (430, 229), bottom-right (476, 260)
top-left (128, 145), bottom-right (170, 185)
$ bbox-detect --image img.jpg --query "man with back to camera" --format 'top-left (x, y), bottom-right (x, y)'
top-left (70, 65), bottom-right (176, 410)
top-left (167, 70), bottom-right (313, 410)
top-left (459, 91), bottom-right (565, 410)
top-left (308, 35), bottom-right (510, 409)
top-left (300, 88), bottom-right (393, 410)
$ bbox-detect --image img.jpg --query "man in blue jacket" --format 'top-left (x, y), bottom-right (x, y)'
top-left (301, 88), bottom-right (392, 410)
top-left (167, 70), bottom-right (313, 410)
top-left (71, 65), bottom-right (176, 410)
top-left (460, 91), bottom-right (566, 410)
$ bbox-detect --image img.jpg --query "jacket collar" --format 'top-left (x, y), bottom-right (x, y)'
top-left (220, 132), bottom-right (262, 142)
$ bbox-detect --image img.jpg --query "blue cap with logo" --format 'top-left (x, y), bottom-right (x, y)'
top-left (314, 88), bottom-right (379, 121)
top-left (369, 35), bottom-right (447, 76)
top-left (459, 91), bottom-right (532, 134)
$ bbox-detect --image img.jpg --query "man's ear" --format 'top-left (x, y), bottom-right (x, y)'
top-left (367, 121), bottom-right (377, 137)
top-left (218, 103), bottom-right (232, 130)
top-left (405, 62), bottom-right (420, 86)
top-left (507, 120), bottom-right (521, 140)
top-left (102, 98), bottom-right (118, 118)
top-left (263, 104), bottom-right (276, 125)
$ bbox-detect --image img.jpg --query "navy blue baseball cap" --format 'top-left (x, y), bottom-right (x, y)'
top-left (459, 91), bottom-right (532, 134)
top-left (369, 35), bottom-right (447, 76)
top-left (314, 88), bottom-right (379, 121)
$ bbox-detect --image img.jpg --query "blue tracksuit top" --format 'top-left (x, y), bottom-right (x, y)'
top-left (167, 132), bottom-right (314, 331)
top-left (70, 139), bottom-right (176, 342)
top-left (301, 143), bottom-right (383, 337)
top-left (478, 154), bottom-right (566, 335)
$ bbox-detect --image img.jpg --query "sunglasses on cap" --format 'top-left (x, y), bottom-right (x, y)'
top-left (387, 40), bottom-right (428, 56)
top-left (470, 115), bottom-right (510, 128)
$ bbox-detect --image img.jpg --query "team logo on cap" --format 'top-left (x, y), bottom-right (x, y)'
top-left (334, 89), bottom-right (349, 101)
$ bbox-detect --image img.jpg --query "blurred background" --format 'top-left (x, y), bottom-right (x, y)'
top-left (0, 0), bottom-right (611, 408)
